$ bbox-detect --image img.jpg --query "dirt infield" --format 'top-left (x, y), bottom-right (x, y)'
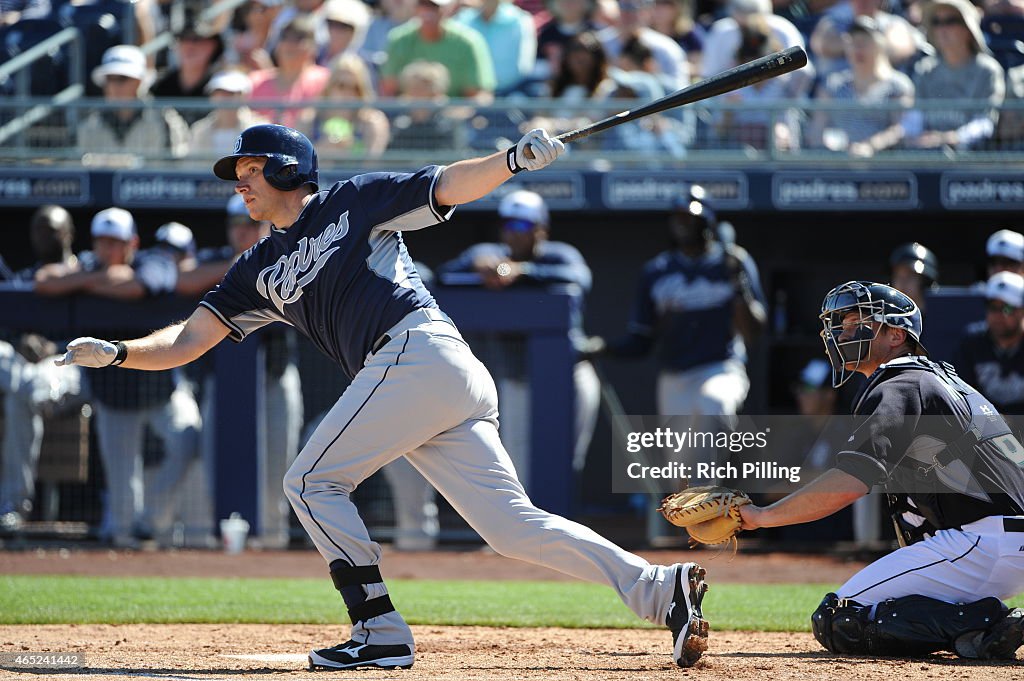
top-left (1, 623), bottom-right (1020, 681)
top-left (0, 546), bottom-right (870, 582)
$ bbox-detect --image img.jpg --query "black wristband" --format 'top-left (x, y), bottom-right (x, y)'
top-left (506, 147), bottom-right (525, 174)
top-left (111, 341), bottom-right (128, 366)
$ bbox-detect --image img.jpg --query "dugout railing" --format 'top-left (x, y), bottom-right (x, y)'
top-left (0, 286), bottom-right (576, 538)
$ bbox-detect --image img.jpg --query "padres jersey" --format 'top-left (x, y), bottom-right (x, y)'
top-left (201, 166), bottom-right (448, 379)
top-left (954, 321), bottom-right (1024, 415)
top-left (835, 356), bottom-right (1024, 544)
top-left (627, 242), bottom-right (764, 372)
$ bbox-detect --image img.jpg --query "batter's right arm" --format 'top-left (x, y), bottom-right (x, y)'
top-left (56, 306), bottom-right (229, 371)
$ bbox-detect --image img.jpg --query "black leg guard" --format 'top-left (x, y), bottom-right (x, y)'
top-left (812, 592), bottom-right (1008, 657)
top-left (329, 560), bottom-right (396, 624)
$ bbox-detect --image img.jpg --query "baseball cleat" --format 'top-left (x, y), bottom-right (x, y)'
top-left (978, 608), bottom-right (1024, 660)
top-left (308, 640), bottom-right (414, 670)
top-left (666, 562), bottom-right (709, 668)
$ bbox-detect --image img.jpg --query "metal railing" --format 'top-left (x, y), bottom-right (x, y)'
top-left (2, 97), bottom-right (1024, 168)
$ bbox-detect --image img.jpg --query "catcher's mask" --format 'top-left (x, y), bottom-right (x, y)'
top-left (818, 280), bottom-right (928, 387)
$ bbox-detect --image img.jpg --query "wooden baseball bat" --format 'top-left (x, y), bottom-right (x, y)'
top-left (523, 45), bottom-right (808, 158)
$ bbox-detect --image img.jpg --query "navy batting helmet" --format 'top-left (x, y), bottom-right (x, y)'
top-left (819, 281), bottom-right (928, 387)
top-left (889, 242), bottom-right (939, 285)
top-left (213, 124), bottom-right (319, 191)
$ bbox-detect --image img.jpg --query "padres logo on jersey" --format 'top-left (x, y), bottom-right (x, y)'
top-left (256, 211), bottom-right (351, 312)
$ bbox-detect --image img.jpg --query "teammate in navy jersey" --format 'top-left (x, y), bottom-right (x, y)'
top-left (741, 281), bottom-right (1024, 660)
top-left (955, 272), bottom-right (1024, 415)
top-left (55, 124), bottom-right (711, 671)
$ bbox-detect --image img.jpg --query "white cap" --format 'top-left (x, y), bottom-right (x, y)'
top-left (91, 45), bottom-right (151, 88)
top-left (226, 194), bottom-right (250, 217)
top-left (204, 70), bottom-right (253, 95)
top-left (986, 271), bottom-right (1024, 308)
top-left (91, 207), bottom-right (136, 241)
top-left (324, 0), bottom-right (371, 30)
top-left (155, 222), bottom-right (195, 254)
top-left (729, 0), bottom-right (771, 15)
top-left (498, 190), bottom-right (549, 225)
top-left (987, 229), bottom-right (1024, 262)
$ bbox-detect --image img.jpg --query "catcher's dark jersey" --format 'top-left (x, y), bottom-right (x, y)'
top-left (835, 356), bottom-right (1024, 544)
top-left (200, 166), bottom-right (449, 379)
top-left (954, 320), bottom-right (1024, 415)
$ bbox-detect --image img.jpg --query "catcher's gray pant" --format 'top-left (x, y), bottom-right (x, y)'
top-left (283, 308), bottom-right (677, 646)
top-left (837, 515), bottom-right (1024, 608)
top-left (93, 383), bottom-right (202, 542)
top-left (201, 360), bottom-right (303, 548)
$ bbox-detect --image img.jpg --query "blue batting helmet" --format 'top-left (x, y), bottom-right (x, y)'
top-left (213, 124), bottom-right (319, 191)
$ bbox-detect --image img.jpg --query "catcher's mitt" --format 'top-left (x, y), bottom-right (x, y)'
top-left (658, 486), bottom-right (752, 549)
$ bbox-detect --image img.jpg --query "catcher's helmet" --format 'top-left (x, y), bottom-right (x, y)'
top-left (819, 281), bottom-right (928, 387)
top-left (889, 242), bottom-right (939, 285)
top-left (213, 124), bottom-right (319, 191)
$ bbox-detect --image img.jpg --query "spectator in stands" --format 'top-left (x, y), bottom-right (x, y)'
top-left (389, 61), bottom-right (468, 150)
top-left (889, 241), bottom-right (939, 311)
top-left (532, 30), bottom-right (617, 133)
top-left (650, 0), bottom-right (706, 72)
top-left (176, 196), bottom-right (303, 549)
top-left (712, 15), bottom-right (808, 150)
top-left (810, 0), bottom-right (927, 78)
top-left (598, 0), bottom-right (690, 90)
top-left (904, 0), bottom-right (1005, 150)
top-left (954, 271), bottom-right (1024, 414)
top-left (454, 0), bottom-right (537, 94)
top-left (34, 208), bottom-right (204, 548)
top-left (700, 0), bottom-right (804, 80)
top-left (250, 16), bottom-right (331, 129)
top-left (188, 71), bottom-right (266, 158)
top-left (319, 0), bottom-right (371, 66)
top-left (232, 0), bottom-right (283, 73)
top-left (303, 53), bottom-right (390, 158)
top-left (807, 17), bottom-right (914, 157)
top-left (437, 190), bottom-right (601, 477)
top-left (77, 45), bottom-right (190, 161)
top-left (536, 0), bottom-right (602, 83)
top-left (997, 63), bottom-right (1024, 148)
top-left (987, 229), bottom-right (1024, 276)
top-left (267, 0), bottom-right (330, 56)
top-left (378, 0), bottom-right (497, 100)
top-left (361, 0), bottom-right (418, 74)
top-left (151, 22), bottom-right (226, 125)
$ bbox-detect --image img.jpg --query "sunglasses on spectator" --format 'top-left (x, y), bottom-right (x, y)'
top-left (327, 20), bottom-right (356, 31)
top-left (987, 301), bottom-right (1019, 315)
top-left (930, 16), bottom-right (963, 27)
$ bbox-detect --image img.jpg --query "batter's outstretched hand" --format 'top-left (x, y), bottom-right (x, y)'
top-left (55, 337), bottom-right (118, 368)
top-left (507, 129), bottom-right (564, 174)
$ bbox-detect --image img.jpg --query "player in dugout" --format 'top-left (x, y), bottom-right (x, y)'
top-left (739, 280), bottom-right (1024, 659)
top-left (53, 123), bottom-right (710, 671)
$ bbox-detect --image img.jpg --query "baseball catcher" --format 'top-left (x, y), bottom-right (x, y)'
top-left (739, 281), bottom-right (1024, 659)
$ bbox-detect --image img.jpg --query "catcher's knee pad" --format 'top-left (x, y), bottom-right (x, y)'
top-left (811, 593), bottom-right (872, 654)
top-left (329, 560), bottom-right (396, 624)
top-left (868, 595), bottom-right (1007, 657)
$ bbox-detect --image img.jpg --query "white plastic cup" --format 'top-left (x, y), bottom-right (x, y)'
top-left (220, 512), bottom-right (250, 554)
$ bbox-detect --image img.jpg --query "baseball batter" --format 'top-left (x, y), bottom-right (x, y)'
top-left (55, 124), bottom-right (708, 670)
top-left (740, 280), bottom-right (1024, 658)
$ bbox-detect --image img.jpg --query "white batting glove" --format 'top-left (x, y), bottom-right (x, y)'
top-left (506, 128), bottom-right (565, 174)
top-left (55, 337), bottom-right (120, 368)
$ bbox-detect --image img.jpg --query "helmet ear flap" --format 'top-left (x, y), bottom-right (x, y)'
top-left (263, 157), bottom-right (302, 191)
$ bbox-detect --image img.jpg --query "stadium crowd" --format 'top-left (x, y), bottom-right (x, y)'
top-left (3, 0), bottom-right (1024, 155)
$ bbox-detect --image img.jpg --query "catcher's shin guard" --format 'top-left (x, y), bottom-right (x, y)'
top-left (812, 593), bottom-right (1009, 657)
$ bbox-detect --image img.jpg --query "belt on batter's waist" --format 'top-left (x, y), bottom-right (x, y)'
top-left (1005, 517), bottom-right (1024, 533)
top-left (370, 307), bottom-right (455, 355)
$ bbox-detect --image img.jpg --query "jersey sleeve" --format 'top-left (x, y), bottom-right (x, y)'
top-left (199, 257), bottom-right (281, 342)
top-left (835, 377), bottom-right (923, 487)
top-left (519, 244), bottom-right (592, 292)
top-left (350, 165), bottom-right (456, 232)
